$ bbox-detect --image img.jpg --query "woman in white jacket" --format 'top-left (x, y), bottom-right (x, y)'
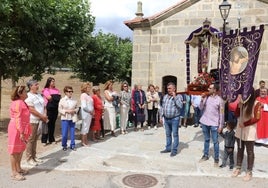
top-left (58, 86), bottom-right (78, 151)
top-left (80, 82), bottom-right (94, 146)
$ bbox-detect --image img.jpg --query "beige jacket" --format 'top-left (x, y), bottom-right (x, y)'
top-left (146, 91), bottom-right (160, 110)
top-left (58, 96), bottom-right (78, 121)
top-left (235, 101), bottom-right (261, 141)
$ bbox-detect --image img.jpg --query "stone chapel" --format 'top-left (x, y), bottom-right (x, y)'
top-left (124, 0), bottom-right (268, 93)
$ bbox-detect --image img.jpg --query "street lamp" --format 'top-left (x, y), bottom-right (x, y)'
top-left (219, 0), bottom-right (232, 33)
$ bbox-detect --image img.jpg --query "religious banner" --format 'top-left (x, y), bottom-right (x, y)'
top-left (220, 25), bottom-right (264, 103)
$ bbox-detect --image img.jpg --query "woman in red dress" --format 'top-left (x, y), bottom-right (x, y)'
top-left (8, 85), bottom-right (32, 181)
top-left (91, 86), bottom-right (104, 140)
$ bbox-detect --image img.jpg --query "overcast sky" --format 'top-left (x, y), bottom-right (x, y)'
top-left (90, 0), bottom-right (181, 38)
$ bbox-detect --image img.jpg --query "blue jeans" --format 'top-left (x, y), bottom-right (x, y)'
top-left (61, 120), bottom-right (76, 149)
top-left (164, 116), bottom-right (180, 153)
top-left (201, 124), bottom-right (219, 161)
top-left (193, 107), bottom-right (201, 125)
top-left (228, 111), bottom-right (237, 125)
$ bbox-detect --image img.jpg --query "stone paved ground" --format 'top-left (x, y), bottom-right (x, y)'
top-left (1, 125), bottom-right (268, 188)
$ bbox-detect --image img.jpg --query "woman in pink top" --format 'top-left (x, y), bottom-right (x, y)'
top-left (8, 85), bottom-right (31, 181)
top-left (42, 77), bottom-right (61, 145)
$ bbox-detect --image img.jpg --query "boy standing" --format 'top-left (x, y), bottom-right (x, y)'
top-left (219, 121), bottom-right (236, 169)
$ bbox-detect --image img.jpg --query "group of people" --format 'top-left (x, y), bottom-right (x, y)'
top-left (160, 81), bottom-right (268, 182)
top-left (7, 77), bottom-right (268, 181)
top-left (7, 78), bottom-right (60, 180)
top-left (6, 78), bottom-right (164, 181)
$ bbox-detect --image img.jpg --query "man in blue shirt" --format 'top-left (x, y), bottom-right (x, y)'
top-left (160, 82), bottom-right (183, 157)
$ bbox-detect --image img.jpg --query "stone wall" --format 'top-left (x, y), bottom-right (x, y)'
top-left (0, 72), bottom-right (122, 120)
top-left (131, 0), bottom-right (268, 92)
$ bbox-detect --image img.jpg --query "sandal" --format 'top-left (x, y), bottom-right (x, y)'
top-left (81, 143), bottom-right (90, 147)
top-left (11, 173), bottom-right (26, 181)
top-left (19, 169), bottom-right (29, 175)
top-left (231, 168), bottom-right (241, 177)
top-left (243, 171), bottom-right (252, 181)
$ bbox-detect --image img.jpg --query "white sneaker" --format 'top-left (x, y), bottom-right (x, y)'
top-left (148, 126), bottom-right (151, 130)
top-left (154, 126), bottom-right (157, 130)
top-left (27, 160), bottom-right (38, 166)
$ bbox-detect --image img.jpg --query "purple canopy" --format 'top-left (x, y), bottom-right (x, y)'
top-left (185, 19), bottom-right (220, 84)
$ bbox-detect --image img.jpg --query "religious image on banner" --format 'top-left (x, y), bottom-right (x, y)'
top-left (229, 46), bottom-right (248, 75)
top-left (220, 25), bottom-right (264, 103)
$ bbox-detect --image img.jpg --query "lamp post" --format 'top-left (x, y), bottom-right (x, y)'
top-left (219, 0), bottom-right (232, 33)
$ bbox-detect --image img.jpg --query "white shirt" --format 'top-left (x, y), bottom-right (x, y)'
top-left (25, 92), bottom-right (45, 123)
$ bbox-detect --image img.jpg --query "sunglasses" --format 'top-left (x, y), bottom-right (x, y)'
top-left (66, 90), bottom-right (73, 93)
top-left (123, 85), bottom-right (128, 87)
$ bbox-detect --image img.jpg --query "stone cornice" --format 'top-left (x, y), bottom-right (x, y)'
top-left (124, 0), bottom-right (200, 30)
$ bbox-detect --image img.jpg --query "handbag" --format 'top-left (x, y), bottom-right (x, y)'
top-left (136, 108), bottom-right (145, 123)
top-left (128, 110), bottom-right (134, 122)
top-left (37, 121), bottom-right (48, 135)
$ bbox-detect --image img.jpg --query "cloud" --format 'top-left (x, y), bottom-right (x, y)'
top-left (90, 0), bottom-right (180, 38)
top-left (94, 16), bottom-right (132, 39)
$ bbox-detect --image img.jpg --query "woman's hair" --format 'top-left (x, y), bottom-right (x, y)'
top-left (11, 85), bottom-right (26, 101)
top-left (92, 86), bottom-right (100, 94)
top-left (63, 86), bottom-right (73, 93)
top-left (104, 80), bottom-right (113, 90)
top-left (121, 81), bottom-right (129, 91)
top-left (147, 84), bottom-right (155, 91)
top-left (44, 77), bottom-right (55, 88)
top-left (244, 88), bottom-right (256, 117)
top-left (80, 82), bottom-right (90, 93)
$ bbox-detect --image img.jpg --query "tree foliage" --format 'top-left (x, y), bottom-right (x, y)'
top-left (0, 0), bottom-right (95, 81)
top-left (71, 32), bottom-right (132, 85)
top-left (0, 0), bottom-right (132, 86)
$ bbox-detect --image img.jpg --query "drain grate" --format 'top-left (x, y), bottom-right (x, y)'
top-left (122, 174), bottom-right (158, 188)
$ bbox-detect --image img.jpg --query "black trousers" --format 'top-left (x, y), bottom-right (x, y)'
top-left (147, 107), bottom-right (158, 127)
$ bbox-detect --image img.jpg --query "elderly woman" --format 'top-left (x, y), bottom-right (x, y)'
top-left (8, 85), bottom-right (32, 181)
top-left (146, 84), bottom-right (160, 130)
top-left (58, 86), bottom-right (78, 151)
top-left (25, 79), bottom-right (48, 166)
top-left (119, 82), bottom-right (131, 134)
top-left (134, 84), bottom-right (146, 131)
top-left (103, 80), bottom-right (117, 137)
top-left (80, 82), bottom-right (94, 146)
top-left (91, 86), bottom-right (104, 140)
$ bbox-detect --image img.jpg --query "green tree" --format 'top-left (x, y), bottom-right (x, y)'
top-left (0, 0), bottom-right (95, 81)
top-left (71, 32), bottom-right (132, 85)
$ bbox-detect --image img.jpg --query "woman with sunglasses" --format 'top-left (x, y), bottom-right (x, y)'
top-left (119, 82), bottom-right (131, 134)
top-left (58, 86), bottom-right (78, 151)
